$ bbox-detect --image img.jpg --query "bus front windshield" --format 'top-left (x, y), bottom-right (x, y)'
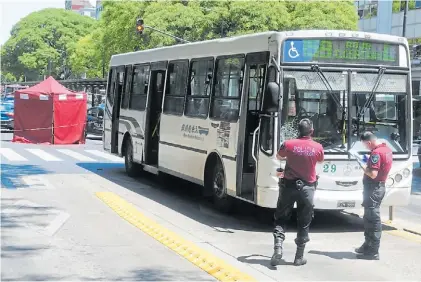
top-left (281, 71), bottom-right (409, 155)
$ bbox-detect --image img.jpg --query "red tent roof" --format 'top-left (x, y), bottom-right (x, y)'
top-left (15, 76), bottom-right (75, 96)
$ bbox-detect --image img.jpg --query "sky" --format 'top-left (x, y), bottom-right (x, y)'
top-left (0, 0), bottom-right (96, 46)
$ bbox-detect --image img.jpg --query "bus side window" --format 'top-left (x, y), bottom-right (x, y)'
top-left (163, 60), bottom-right (189, 116)
top-left (210, 55), bottom-right (245, 122)
top-left (185, 58), bottom-right (214, 118)
top-left (106, 67), bottom-right (117, 106)
top-left (130, 64), bottom-right (150, 111)
top-left (121, 65), bottom-right (133, 109)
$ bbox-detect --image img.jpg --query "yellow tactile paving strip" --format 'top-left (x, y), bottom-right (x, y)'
top-left (96, 191), bottom-right (256, 282)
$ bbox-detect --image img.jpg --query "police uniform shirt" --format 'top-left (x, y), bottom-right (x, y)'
top-left (277, 136), bottom-right (324, 183)
top-left (365, 143), bottom-right (393, 182)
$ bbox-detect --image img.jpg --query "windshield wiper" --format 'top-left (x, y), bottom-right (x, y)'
top-left (356, 67), bottom-right (386, 121)
top-left (310, 65), bottom-right (343, 110)
top-left (311, 65), bottom-right (347, 147)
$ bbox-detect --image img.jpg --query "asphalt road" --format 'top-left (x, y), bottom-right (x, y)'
top-left (2, 132), bottom-right (421, 281)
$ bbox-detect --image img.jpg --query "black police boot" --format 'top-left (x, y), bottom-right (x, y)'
top-left (355, 242), bottom-right (368, 254)
top-left (270, 238), bottom-right (283, 266)
top-left (356, 248), bottom-right (379, 260)
top-left (293, 243), bottom-right (307, 266)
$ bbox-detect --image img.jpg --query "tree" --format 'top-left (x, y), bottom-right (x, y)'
top-left (393, 0), bottom-right (416, 13)
top-left (199, 1), bottom-right (291, 38)
top-left (71, 0), bottom-right (359, 78)
top-left (68, 31), bottom-right (104, 78)
top-left (290, 1), bottom-right (358, 30)
top-left (1, 8), bottom-right (96, 81)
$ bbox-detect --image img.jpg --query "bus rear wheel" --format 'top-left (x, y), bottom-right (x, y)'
top-left (210, 160), bottom-right (233, 213)
top-left (124, 138), bottom-right (141, 177)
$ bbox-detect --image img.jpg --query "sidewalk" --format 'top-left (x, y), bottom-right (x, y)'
top-left (345, 166), bottom-right (421, 236)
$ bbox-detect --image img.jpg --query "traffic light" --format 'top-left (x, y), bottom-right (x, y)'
top-left (136, 18), bottom-right (144, 35)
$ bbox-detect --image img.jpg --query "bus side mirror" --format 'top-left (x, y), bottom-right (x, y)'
top-left (262, 82), bottom-right (280, 113)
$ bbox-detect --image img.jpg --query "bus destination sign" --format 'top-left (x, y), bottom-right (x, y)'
top-left (282, 39), bottom-right (399, 66)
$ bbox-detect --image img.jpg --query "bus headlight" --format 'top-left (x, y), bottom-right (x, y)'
top-left (386, 177), bottom-right (394, 188)
top-left (402, 168), bottom-right (410, 178)
top-left (395, 173), bottom-right (403, 183)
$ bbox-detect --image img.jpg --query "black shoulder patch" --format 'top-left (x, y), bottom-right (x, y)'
top-left (370, 154), bottom-right (380, 164)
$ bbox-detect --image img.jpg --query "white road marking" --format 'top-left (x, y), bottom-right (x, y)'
top-left (2, 200), bottom-right (40, 215)
top-left (22, 175), bottom-right (55, 190)
top-left (56, 149), bottom-right (96, 162)
top-left (84, 149), bottom-right (123, 162)
top-left (42, 211), bottom-right (70, 236)
top-left (26, 148), bottom-right (62, 161)
top-left (0, 148), bottom-right (28, 161)
top-left (2, 199), bottom-right (70, 236)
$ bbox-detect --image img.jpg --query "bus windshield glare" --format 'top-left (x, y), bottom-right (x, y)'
top-left (281, 70), bottom-right (409, 155)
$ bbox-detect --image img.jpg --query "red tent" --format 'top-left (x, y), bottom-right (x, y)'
top-left (13, 76), bottom-right (87, 144)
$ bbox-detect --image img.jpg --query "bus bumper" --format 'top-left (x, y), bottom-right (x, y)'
top-left (256, 186), bottom-right (365, 210)
top-left (256, 186), bottom-right (411, 210)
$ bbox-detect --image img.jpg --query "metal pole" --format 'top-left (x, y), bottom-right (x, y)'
top-left (389, 206), bottom-right (394, 221)
top-left (347, 70), bottom-right (352, 153)
top-left (402, 0), bottom-right (409, 37)
top-left (102, 47), bottom-right (105, 78)
top-left (144, 25), bottom-right (191, 44)
top-left (390, 0), bottom-right (408, 220)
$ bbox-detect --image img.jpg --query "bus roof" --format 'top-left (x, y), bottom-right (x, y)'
top-left (110, 30), bottom-right (408, 67)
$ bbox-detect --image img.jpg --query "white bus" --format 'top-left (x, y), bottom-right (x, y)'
top-left (103, 30), bottom-right (413, 211)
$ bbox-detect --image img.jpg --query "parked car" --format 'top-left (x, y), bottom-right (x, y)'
top-left (1, 102), bottom-right (14, 130)
top-left (85, 105), bottom-right (104, 137)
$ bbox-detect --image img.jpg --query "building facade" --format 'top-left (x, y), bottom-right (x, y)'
top-left (64, 0), bottom-right (96, 19)
top-left (95, 0), bottom-right (103, 20)
top-left (356, 0), bottom-right (421, 38)
top-left (356, 0), bottom-right (421, 139)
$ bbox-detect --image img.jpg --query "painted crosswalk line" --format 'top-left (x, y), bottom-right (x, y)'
top-left (1, 147), bottom-right (123, 163)
top-left (56, 149), bottom-right (97, 162)
top-left (84, 149), bottom-right (123, 162)
top-left (0, 148), bottom-right (28, 161)
top-left (26, 148), bottom-right (62, 161)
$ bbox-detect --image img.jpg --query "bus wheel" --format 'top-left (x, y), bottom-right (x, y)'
top-left (211, 160), bottom-right (232, 213)
top-left (124, 138), bottom-right (141, 177)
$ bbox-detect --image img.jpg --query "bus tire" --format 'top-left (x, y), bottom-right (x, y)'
top-left (210, 159), bottom-right (233, 213)
top-left (124, 137), bottom-right (141, 177)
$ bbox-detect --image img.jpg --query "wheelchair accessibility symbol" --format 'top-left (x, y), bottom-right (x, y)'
top-left (288, 41), bottom-right (300, 59)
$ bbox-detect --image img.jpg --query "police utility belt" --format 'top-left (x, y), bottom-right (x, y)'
top-left (283, 177), bottom-right (318, 190)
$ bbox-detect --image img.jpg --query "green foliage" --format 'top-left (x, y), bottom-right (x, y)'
top-left (290, 1), bottom-right (358, 30)
top-left (1, 8), bottom-right (95, 81)
top-left (81, 0), bottom-right (357, 78)
top-left (393, 0), bottom-right (416, 12)
top-left (68, 31), bottom-right (104, 78)
top-left (2, 0), bottom-right (359, 80)
top-left (0, 72), bottom-right (17, 83)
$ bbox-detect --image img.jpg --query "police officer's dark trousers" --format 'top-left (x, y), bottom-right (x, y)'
top-left (271, 178), bottom-right (315, 266)
top-left (357, 181), bottom-right (386, 259)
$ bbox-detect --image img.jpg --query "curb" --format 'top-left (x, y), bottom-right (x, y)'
top-left (96, 191), bottom-right (257, 282)
top-left (403, 228), bottom-right (421, 237)
top-left (345, 212), bottom-right (421, 240)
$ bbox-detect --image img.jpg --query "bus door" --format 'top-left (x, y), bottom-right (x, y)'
top-left (236, 52), bottom-right (268, 201)
top-left (144, 61), bottom-right (167, 166)
top-left (104, 67), bottom-right (116, 152)
top-left (110, 66), bottom-right (126, 154)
